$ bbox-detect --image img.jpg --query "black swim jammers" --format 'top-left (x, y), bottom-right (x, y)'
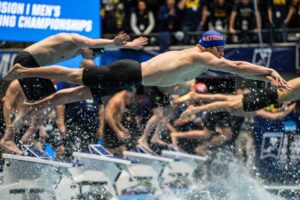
top-left (82, 59), bottom-right (142, 94)
top-left (13, 51), bottom-right (56, 101)
top-left (242, 88), bottom-right (279, 112)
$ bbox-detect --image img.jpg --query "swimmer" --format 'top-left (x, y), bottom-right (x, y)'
top-left (2, 33), bottom-right (147, 153)
top-left (4, 30), bottom-right (291, 121)
top-left (0, 80), bottom-right (59, 154)
top-left (6, 32), bottom-right (147, 101)
top-left (178, 77), bottom-right (300, 117)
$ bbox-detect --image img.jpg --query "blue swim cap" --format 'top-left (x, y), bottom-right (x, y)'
top-left (198, 30), bottom-right (226, 48)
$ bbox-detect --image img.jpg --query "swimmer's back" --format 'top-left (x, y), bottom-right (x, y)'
top-left (141, 48), bottom-right (208, 87)
top-left (24, 33), bottom-right (81, 66)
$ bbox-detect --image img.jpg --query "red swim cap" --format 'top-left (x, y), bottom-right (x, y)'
top-left (194, 82), bottom-right (208, 94)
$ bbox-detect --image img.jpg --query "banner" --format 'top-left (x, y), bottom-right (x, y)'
top-left (0, 0), bottom-right (100, 42)
top-left (0, 50), bottom-right (17, 76)
top-left (254, 114), bottom-right (300, 181)
top-left (225, 46), bottom-right (297, 74)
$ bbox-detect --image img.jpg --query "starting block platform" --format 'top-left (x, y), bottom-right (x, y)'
top-left (0, 144), bottom-right (209, 199)
top-left (124, 145), bottom-right (207, 189)
top-left (0, 145), bottom-right (72, 200)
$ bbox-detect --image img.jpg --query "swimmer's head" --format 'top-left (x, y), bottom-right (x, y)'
top-left (194, 82), bottom-right (208, 94)
top-left (198, 30), bottom-right (226, 58)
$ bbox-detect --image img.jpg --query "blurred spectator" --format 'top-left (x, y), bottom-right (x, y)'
top-left (208, 0), bottom-right (232, 32)
top-left (268, 0), bottom-right (295, 42)
top-left (157, 0), bottom-right (181, 52)
top-left (178, 0), bottom-right (208, 44)
top-left (293, 0), bottom-right (300, 29)
top-left (101, 0), bottom-right (125, 33)
top-left (229, 0), bottom-right (261, 43)
top-left (130, 0), bottom-right (155, 36)
top-left (257, 0), bottom-right (273, 43)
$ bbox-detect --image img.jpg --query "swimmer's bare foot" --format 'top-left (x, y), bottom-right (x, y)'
top-left (0, 138), bottom-right (23, 154)
top-left (3, 63), bottom-right (26, 80)
top-left (32, 140), bottom-right (44, 152)
top-left (150, 135), bottom-right (168, 146)
top-left (170, 132), bottom-right (178, 146)
top-left (195, 145), bottom-right (208, 157)
top-left (137, 139), bottom-right (153, 154)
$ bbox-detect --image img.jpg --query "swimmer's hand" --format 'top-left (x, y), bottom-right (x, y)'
top-left (268, 70), bottom-right (293, 90)
top-left (113, 32), bottom-right (130, 46)
top-left (179, 106), bottom-right (195, 119)
top-left (124, 37), bottom-right (148, 50)
top-left (173, 91), bottom-right (196, 106)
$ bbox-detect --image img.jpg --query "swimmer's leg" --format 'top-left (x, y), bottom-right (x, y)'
top-left (170, 129), bottom-right (211, 146)
top-left (195, 127), bottom-right (232, 156)
top-left (138, 110), bottom-right (162, 153)
top-left (150, 116), bottom-right (169, 146)
top-left (0, 129), bottom-right (23, 154)
top-left (26, 86), bottom-right (92, 110)
top-left (11, 86), bottom-right (92, 131)
top-left (4, 64), bottom-right (83, 85)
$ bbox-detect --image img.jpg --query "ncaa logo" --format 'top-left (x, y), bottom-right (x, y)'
top-left (260, 132), bottom-right (283, 159)
top-left (252, 48), bottom-right (272, 67)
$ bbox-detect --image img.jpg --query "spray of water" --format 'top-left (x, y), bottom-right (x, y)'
top-left (160, 150), bottom-right (283, 200)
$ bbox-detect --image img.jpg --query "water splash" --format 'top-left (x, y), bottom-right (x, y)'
top-left (159, 150), bottom-right (283, 200)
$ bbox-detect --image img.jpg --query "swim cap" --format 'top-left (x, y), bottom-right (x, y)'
top-left (198, 30), bottom-right (226, 48)
top-left (194, 82), bottom-right (208, 94)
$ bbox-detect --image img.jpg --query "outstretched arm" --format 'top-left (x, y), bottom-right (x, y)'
top-left (179, 94), bottom-right (244, 118)
top-left (255, 103), bottom-right (296, 120)
top-left (173, 92), bottom-right (196, 105)
top-left (201, 52), bottom-right (291, 89)
top-left (73, 32), bottom-right (130, 48)
top-left (173, 91), bottom-right (232, 105)
top-left (122, 37), bottom-right (148, 50)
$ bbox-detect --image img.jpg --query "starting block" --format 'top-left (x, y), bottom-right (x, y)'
top-left (73, 144), bottom-right (164, 197)
top-left (125, 145), bottom-right (208, 190)
top-left (161, 146), bottom-right (208, 188)
top-left (0, 145), bottom-right (72, 200)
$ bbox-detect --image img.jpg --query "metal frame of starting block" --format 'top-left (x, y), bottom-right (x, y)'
top-left (124, 145), bottom-right (208, 190)
top-left (160, 147), bottom-right (208, 188)
top-left (123, 146), bottom-right (179, 189)
top-left (72, 144), bottom-right (163, 197)
top-left (0, 145), bottom-right (72, 200)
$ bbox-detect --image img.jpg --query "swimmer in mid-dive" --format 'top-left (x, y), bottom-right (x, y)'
top-left (178, 77), bottom-right (300, 118)
top-left (4, 30), bottom-right (291, 121)
top-left (1, 32), bottom-right (147, 154)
